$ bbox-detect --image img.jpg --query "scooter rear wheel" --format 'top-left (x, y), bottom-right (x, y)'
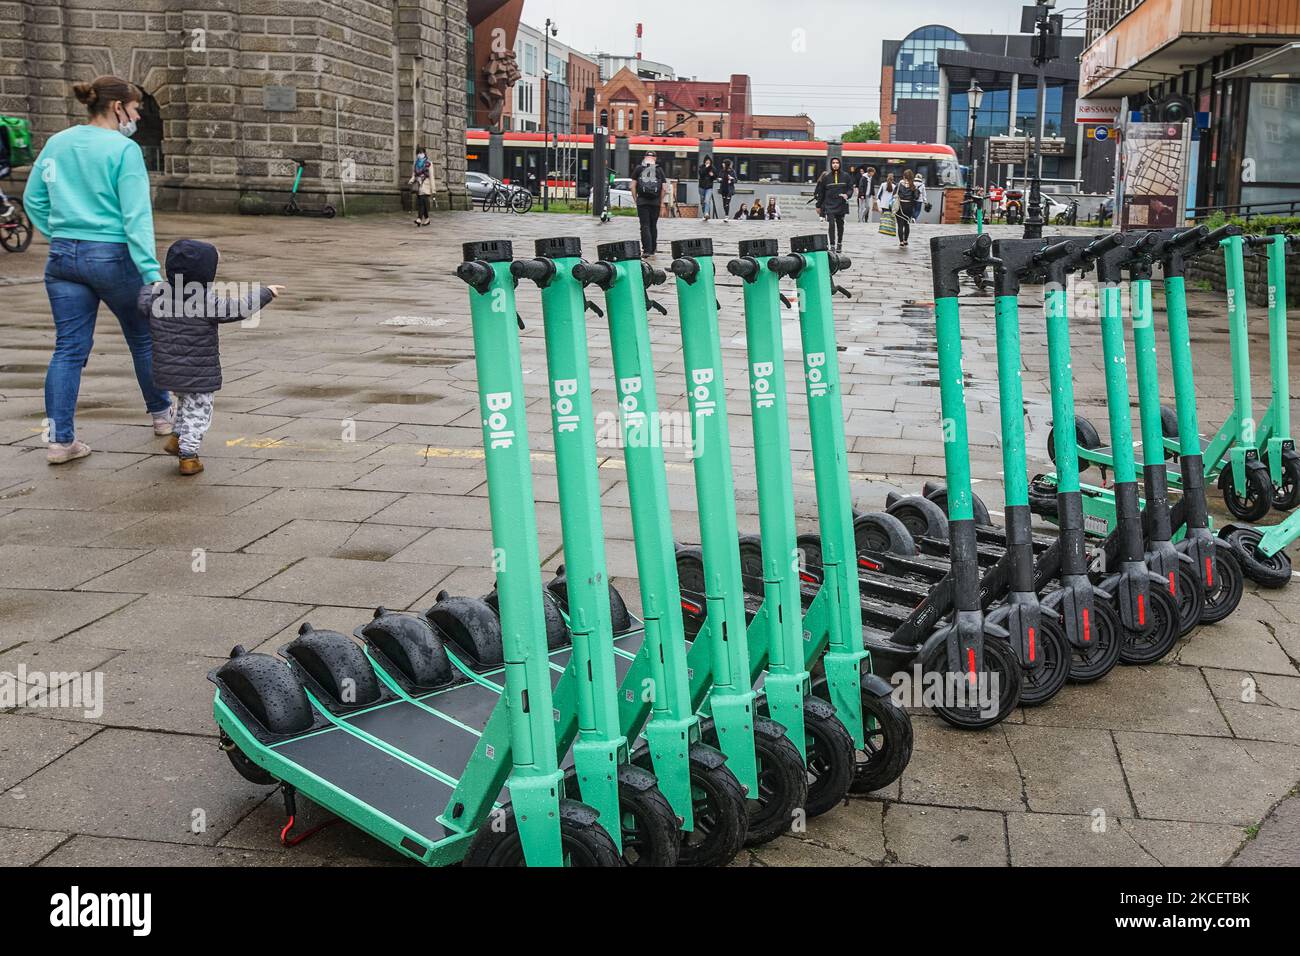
top-left (927, 637), bottom-right (1022, 730)
top-left (1268, 453), bottom-right (1300, 511)
top-left (847, 688), bottom-right (914, 793)
top-left (677, 745), bottom-right (748, 867)
top-left (1117, 584), bottom-right (1180, 664)
top-left (1067, 598), bottom-right (1122, 683)
top-left (615, 764), bottom-right (681, 866)
top-left (1222, 526), bottom-right (1294, 589)
top-left (463, 800), bottom-right (622, 867)
top-left (1016, 614), bottom-right (1071, 706)
top-left (1200, 541), bottom-right (1245, 623)
top-left (743, 718), bottom-right (808, 847)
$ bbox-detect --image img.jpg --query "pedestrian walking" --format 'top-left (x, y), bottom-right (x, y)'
top-left (698, 156), bottom-right (716, 220)
top-left (631, 149), bottom-right (667, 256)
top-left (814, 156), bottom-right (853, 253)
top-left (718, 158), bottom-right (738, 220)
top-left (894, 167), bottom-right (927, 249)
top-left (23, 75), bottom-right (173, 465)
top-left (408, 145), bottom-right (432, 227)
top-left (139, 239), bottom-right (282, 475)
top-left (857, 165), bottom-right (876, 222)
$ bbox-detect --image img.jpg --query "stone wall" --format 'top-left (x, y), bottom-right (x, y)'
top-left (1186, 243), bottom-right (1300, 308)
top-left (0, 0), bottom-right (471, 213)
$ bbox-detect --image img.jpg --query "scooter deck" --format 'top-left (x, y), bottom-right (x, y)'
top-left (214, 618), bottom-right (648, 856)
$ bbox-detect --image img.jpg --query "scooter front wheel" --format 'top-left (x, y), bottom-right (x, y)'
top-left (847, 687), bottom-right (914, 793)
top-left (1116, 583), bottom-right (1180, 664)
top-left (615, 764), bottom-right (681, 867)
top-left (677, 745), bottom-right (749, 867)
top-left (1222, 526), bottom-right (1294, 589)
top-left (800, 697), bottom-right (855, 817)
top-left (926, 638), bottom-right (1022, 730)
top-left (743, 718), bottom-right (809, 847)
top-left (1015, 614), bottom-right (1071, 706)
top-left (1200, 541), bottom-right (1245, 624)
top-left (1268, 453), bottom-right (1300, 511)
top-left (1067, 598), bottom-right (1122, 683)
top-left (1221, 466), bottom-right (1272, 522)
top-left (1174, 562), bottom-right (1204, 637)
top-left (463, 800), bottom-right (622, 867)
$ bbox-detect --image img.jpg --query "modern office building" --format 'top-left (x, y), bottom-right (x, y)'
top-left (1080, 0), bottom-right (1300, 214)
top-left (881, 24), bottom-right (1113, 191)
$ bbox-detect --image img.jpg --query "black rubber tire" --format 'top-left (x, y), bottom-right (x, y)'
top-left (675, 546), bottom-right (707, 637)
top-left (677, 744), bottom-right (749, 867)
top-left (848, 686), bottom-right (915, 793)
top-left (886, 494), bottom-right (949, 542)
top-left (1199, 540), bottom-right (1245, 624)
top-left (214, 652), bottom-right (314, 735)
top-left (462, 799), bottom-right (622, 867)
top-left (854, 511), bottom-right (917, 556)
top-left (1046, 415), bottom-right (1101, 472)
top-left (742, 718), bottom-right (809, 847)
top-left (283, 626), bottom-right (380, 707)
top-left (1220, 465), bottom-right (1273, 522)
top-left (425, 593), bottom-right (505, 667)
top-left (1116, 583), bottom-right (1180, 664)
top-left (925, 487), bottom-right (993, 527)
top-left (1268, 452), bottom-right (1300, 511)
top-left (801, 696), bottom-right (855, 817)
top-left (737, 533), bottom-right (765, 596)
top-left (359, 607), bottom-right (453, 689)
top-left (221, 737), bottom-right (277, 785)
top-left (796, 532), bottom-right (824, 575)
top-left (1160, 405), bottom-right (1181, 459)
top-left (927, 636), bottom-right (1023, 730)
top-left (1066, 597), bottom-right (1122, 683)
top-left (1222, 526), bottom-right (1294, 589)
top-left (615, 764), bottom-right (681, 867)
top-left (608, 584), bottom-right (632, 633)
top-left (483, 589), bottom-right (569, 650)
top-left (1014, 614), bottom-right (1071, 707)
top-left (1173, 561), bottom-right (1204, 638)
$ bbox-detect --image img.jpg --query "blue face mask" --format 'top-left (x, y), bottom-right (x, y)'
top-left (116, 106), bottom-right (137, 138)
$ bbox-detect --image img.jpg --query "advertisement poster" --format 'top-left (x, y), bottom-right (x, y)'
top-left (1118, 122), bottom-right (1190, 229)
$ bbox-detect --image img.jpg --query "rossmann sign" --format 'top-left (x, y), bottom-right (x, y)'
top-left (1075, 98), bottom-right (1122, 125)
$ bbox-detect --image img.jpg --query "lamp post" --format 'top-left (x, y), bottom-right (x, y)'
top-left (542, 18), bottom-right (558, 211)
top-left (962, 78), bottom-right (984, 224)
top-left (1024, 0), bottom-right (1057, 239)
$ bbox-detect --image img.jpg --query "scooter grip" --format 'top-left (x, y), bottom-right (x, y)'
top-left (767, 254), bottom-right (804, 277)
top-left (508, 258), bottom-right (553, 285)
top-left (1203, 223), bottom-right (1240, 244)
top-left (454, 260), bottom-right (494, 291)
top-left (669, 257), bottom-right (699, 281)
top-left (1083, 232), bottom-right (1123, 259)
top-left (726, 257), bottom-right (759, 280)
top-left (571, 261), bottom-right (614, 287)
top-left (1034, 239), bottom-right (1077, 263)
top-left (642, 263), bottom-right (668, 287)
top-left (828, 251), bottom-right (853, 274)
top-left (1168, 224), bottom-right (1209, 249)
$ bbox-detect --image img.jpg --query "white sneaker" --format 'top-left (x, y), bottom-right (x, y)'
top-left (152, 404), bottom-right (176, 436)
top-left (47, 441), bottom-right (92, 465)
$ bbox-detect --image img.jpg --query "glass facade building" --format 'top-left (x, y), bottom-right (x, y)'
top-left (893, 25), bottom-right (967, 109)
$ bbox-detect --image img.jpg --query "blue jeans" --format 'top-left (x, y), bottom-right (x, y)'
top-left (44, 238), bottom-right (170, 444)
top-left (700, 187), bottom-right (714, 218)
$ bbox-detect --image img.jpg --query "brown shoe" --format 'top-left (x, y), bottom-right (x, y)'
top-left (178, 456), bottom-right (205, 476)
top-left (162, 434), bottom-right (180, 456)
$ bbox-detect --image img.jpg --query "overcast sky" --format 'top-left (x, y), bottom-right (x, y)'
top-left (521, 0), bottom-right (1077, 137)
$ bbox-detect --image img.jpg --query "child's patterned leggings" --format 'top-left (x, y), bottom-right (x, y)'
top-left (175, 392), bottom-right (215, 457)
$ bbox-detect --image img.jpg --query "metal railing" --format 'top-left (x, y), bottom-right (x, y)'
top-left (1190, 199), bottom-right (1300, 223)
top-left (1085, 0), bottom-right (1144, 45)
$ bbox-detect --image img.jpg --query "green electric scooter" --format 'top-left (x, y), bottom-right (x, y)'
top-left (510, 236), bottom-right (681, 865)
top-left (720, 238), bottom-right (913, 791)
top-left (207, 240), bottom-right (621, 867)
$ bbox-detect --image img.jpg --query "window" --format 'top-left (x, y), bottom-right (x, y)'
top-left (523, 43), bottom-right (538, 76)
top-left (617, 109), bottom-right (625, 131)
top-left (599, 109), bottom-right (608, 127)
top-left (893, 24), bottom-right (967, 110)
top-left (698, 121), bottom-right (704, 133)
top-left (713, 120), bottom-right (722, 134)
top-left (641, 110), bottom-right (649, 131)
top-left (656, 119), bottom-right (666, 133)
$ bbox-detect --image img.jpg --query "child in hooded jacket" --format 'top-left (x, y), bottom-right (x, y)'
top-left (138, 239), bottom-right (282, 475)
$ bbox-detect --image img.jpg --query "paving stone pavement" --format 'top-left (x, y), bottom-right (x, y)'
top-left (1, 210), bottom-right (1297, 867)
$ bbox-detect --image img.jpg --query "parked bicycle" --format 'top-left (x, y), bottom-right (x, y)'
top-left (483, 179), bottom-right (533, 214)
top-left (0, 197), bottom-right (32, 253)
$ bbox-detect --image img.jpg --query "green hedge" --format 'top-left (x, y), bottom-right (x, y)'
top-left (1201, 211), bottom-right (1300, 234)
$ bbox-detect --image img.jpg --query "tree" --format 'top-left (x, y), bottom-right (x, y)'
top-left (841, 121), bottom-right (880, 143)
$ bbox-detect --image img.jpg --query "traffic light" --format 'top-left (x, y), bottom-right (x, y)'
top-left (1031, 14), bottom-right (1062, 66)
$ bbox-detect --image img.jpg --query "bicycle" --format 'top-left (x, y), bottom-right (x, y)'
top-left (0, 197), bottom-right (32, 253)
top-left (483, 180), bottom-right (532, 214)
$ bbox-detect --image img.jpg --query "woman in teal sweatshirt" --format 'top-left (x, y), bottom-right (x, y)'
top-left (24, 75), bottom-right (172, 465)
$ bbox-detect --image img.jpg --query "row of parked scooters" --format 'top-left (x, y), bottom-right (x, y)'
top-left (206, 224), bottom-right (1293, 868)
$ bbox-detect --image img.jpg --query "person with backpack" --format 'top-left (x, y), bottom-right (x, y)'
top-left (814, 156), bottom-right (853, 253)
top-left (698, 156), bottom-right (716, 220)
top-left (717, 158), bottom-right (738, 220)
top-left (631, 149), bottom-right (667, 257)
top-left (894, 167), bottom-right (927, 249)
top-left (856, 165), bottom-right (876, 223)
top-left (23, 75), bottom-right (174, 465)
top-left (408, 144), bottom-right (433, 227)
top-left (0, 126), bottom-right (12, 221)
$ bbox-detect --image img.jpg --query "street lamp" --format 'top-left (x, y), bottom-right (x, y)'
top-left (542, 18), bottom-right (558, 211)
top-left (961, 79), bottom-right (984, 224)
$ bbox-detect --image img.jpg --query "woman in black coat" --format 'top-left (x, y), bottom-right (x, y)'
top-left (814, 157), bottom-right (853, 252)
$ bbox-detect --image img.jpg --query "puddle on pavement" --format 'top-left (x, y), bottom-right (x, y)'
top-left (388, 352), bottom-right (471, 367)
top-left (0, 364), bottom-right (45, 374)
top-left (276, 385), bottom-right (358, 399)
top-left (358, 390), bottom-right (441, 405)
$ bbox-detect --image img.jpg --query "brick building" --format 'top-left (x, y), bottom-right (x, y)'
top-left (0, 0), bottom-right (524, 213)
top-left (576, 67), bottom-right (754, 139)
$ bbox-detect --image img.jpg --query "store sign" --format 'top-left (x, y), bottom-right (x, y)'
top-left (1075, 98), bottom-right (1122, 125)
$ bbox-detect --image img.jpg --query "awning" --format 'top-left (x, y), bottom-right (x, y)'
top-left (1216, 42), bottom-right (1300, 80)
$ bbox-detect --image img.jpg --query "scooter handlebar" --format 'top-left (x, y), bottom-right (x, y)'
top-left (1203, 224), bottom-right (1240, 245)
top-left (571, 260), bottom-right (614, 287)
top-left (828, 251), bottom-right (852, 274)
top-left (508, 258), bottom-right (555, 285)
top-left (1082, 232), bottom-right (1123, 260)
top-left (767, 254), bottom-right (804, 277)
top-left (455, 260), bottom-right (494, 290)
top-left (966, 233), bottom-right (1001, 268)
top-left (1166, 225), bottom-right (1209, 250)
top-left (642, 262), bottom-right (668, 287)
top-left (669, 257), bottom-right (700, 281)
top-left (726, 257), bottom-right (759, 280)
top-left (1033, 239), bottom-right (1077, 264)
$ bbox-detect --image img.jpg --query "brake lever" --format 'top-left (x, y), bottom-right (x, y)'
top-left (584, 299), bottom-right (605, 318)
top-left (833, 284), bottom-right (852, 299)
top-left (779, 293), bottom-right (793, 310)
top-left (646, 297), bottom-right (668, 315)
